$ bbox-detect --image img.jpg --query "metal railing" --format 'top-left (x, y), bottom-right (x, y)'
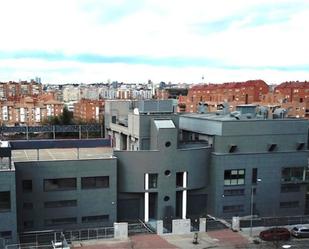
top-left (18, 226), bottom-right (114, 246)
top-left (240, 215), bottom-right (309, 228)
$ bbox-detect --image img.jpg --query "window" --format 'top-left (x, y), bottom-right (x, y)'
top-left (0, 231), bottom-right (12, 239)
top-left (281, 184), bottom-right (300, 193)
top-left (223, 205), bottom-right (244, 213)
top-left (280, 201), bottom-right (299, 208)
top-left (44, 200), bottom-right (77, 208)
top-left (23, 202), bottom-right (33, 209)
top-left (45, 217), bottom-right (77, 226)
top-left (223, 189), bottom-right (245, 196)
top-left (22, 180), bottom-right (32, 192)
top-left (176, 172), bottom-right (184, 187)
top-left (148, 174), bottom-right (158, 189)
top-left (81, 176), bottom-right (109, 189)
top-left (44, 178), bottom-right (76, 191)
top-left (0, 191), bottom-right (11, 211)
top-left (224, 169), bottom-right (245, 186)
top-left (252, 168), bottom-right (258, 184)
top-left (281, 167), bottom-right (306, 182)
top-left (82, 215), bottom-right (109, 223)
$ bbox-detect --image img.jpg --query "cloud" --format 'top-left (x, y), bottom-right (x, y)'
top-left (0, 0), bottom-right (308, 83)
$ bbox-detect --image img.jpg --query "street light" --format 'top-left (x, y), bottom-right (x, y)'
top-left (250, 178), bottom-right (262, 237)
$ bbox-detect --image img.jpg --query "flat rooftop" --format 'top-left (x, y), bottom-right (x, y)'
top-left (12, 147), bottom-right (113, 162)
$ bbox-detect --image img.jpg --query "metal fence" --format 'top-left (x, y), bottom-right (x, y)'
top-left (18, 227), bottom-right (114, 246)
top-left (128, 222), bottom-right (154, 235)
top-left (240, 215), bottom-right (309, 228)
top-left (4, 243), bottom-right (52, 249)
top-left (0, 125), bottom-right (103, 139)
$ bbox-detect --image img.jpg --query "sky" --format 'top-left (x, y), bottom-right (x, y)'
top-left (0, 0), bottom-right (308, 84)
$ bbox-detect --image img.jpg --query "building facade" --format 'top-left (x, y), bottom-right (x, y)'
top-left (0, 99), bottom-right (308, 245)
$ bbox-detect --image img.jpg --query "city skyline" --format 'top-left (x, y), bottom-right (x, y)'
top-left (0, 0), bottom-right (308, 84)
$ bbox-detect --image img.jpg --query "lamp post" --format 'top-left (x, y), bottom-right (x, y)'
top-left (250, 178), bottom-right (261, 237)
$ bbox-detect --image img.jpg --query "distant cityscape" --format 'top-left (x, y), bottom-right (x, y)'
top-left (0, 79), bottom-right (308, 126)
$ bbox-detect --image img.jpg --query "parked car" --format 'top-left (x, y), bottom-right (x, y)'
top-left (259, 227), bottom-right (291, 241)
top-left (291, 226), bottom-right (309, 238)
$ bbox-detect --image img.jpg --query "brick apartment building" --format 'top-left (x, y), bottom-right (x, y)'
top-left (73, 99), bottom-right (104, 123)
top-left (271, 82), bottom-right (309, 118)
top-left (0, 97), bottom-right (63, 126)
top-left (0, 80), bottom-right (42, 99)
top-left (180, 80), bottom-right (269, 113)
top-left (0, 81), bottom-right (62, 125)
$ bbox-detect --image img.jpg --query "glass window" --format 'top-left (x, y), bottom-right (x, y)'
top-left (281, 167), bottom-right (305, 182)
top-left (0, 191), bottom-right (11, 211)
top-left (223, 205), bottom-right (244, 213)
top-left (224, 169), bottom-right (245, 186)
top-left (44, 200), bottom-right (77, 208)
top-left (148, 174), bottom-right (158, 189)
top-left (223, 189), bottom-right (245, 196)
top-left (0, 231), bottom-right (12, 239)
top-left (280, 201), bottom-right (299, 208)
top-left (44, 178), bottom-right (76, 191)
top-left (22, 180), bottom-right (32, 192)
top-left (252, 168), bottom-right (258, 184)
top-left (81, 176), bottom-right (109, 189)
top-left (45, 217), bottom-right (77, 226)
top-left (82, 215), bottom-right (109, 223)
top-left (176, 172), bottom-right (184, 188)
top-left (281, 184), bottom-right (300, 193)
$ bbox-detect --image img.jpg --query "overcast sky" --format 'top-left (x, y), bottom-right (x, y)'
top-left (0, 0), bottom-right (308, 84)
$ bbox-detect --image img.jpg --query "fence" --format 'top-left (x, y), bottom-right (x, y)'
top-left (128, 222), bottom-right (155, 236)
top-left (18, 227), bottom-right (114, 246)
top-left (240, 215), bottom-right (309, 228)
top-left (0, 125), bottom-right (103, 139)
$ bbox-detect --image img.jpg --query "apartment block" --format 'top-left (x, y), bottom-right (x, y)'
top-left (181, 80), bottom-right (269, 113)
top-left (73, 99), bottom-right (104, 123)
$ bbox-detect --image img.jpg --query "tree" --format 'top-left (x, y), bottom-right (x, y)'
top-left (60, 106), bottom-right (73, 125)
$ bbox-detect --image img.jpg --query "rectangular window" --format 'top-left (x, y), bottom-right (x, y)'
top-left (44, 178), bottom-right (76, 191)
top-left (223, 205), bottom-right (244, 213)
top-left (176, 172), bottom-right (184, 187)
top-left (280, 201), bottom-right (299, 208)
top-left (148, 174), bottom-right (158, 189)
top-left (0, 231), bottom-right (12, 239)
top-left (0, 191), bottom-right (11, 211)
top-left (44, 200), bottom-right (77, 208)
top-left (44, 217), bottom-right (77, 226)
top-left (82, 215), bottom-right (109, 223)
top-left (223, 189), bottom-right (245, 196)
top-left (224, 169), bottom-right (245, 186)
top-left (281, 184), bottom-right (301, 193)
top-left (23, 202), bottom-right (33, 209)
top-left (252, 168), bottom-right (258, 184)
top-left (281, 167), bottom-right (305, 182)
top-left (81, 176), bottom-right (109, 189)
top-left (22, 180), bottom-right (32, 192)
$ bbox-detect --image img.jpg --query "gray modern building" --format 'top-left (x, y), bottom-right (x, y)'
top-left (0, 99), bottom-right (308, 245)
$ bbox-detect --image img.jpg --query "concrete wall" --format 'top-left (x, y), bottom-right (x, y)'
top-left (209, 151), bottom-right (308, 218)
top-left (114, 124), bottom-right (211, 220)
top-left (15, 158), bottom-right (117, 232)
top-left (0, 170), bottom-right (18, 244)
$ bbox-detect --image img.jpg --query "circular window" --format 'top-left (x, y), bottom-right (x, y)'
top-left (164, 196), bottom-right (170, 202)
top-left (164, 170), bottom-right (171, 176)
top-left (165, 141), bottom-right (171, 147)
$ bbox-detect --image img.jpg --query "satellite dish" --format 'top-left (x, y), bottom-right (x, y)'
top-left (133, 108), bottom-right (139, 115)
